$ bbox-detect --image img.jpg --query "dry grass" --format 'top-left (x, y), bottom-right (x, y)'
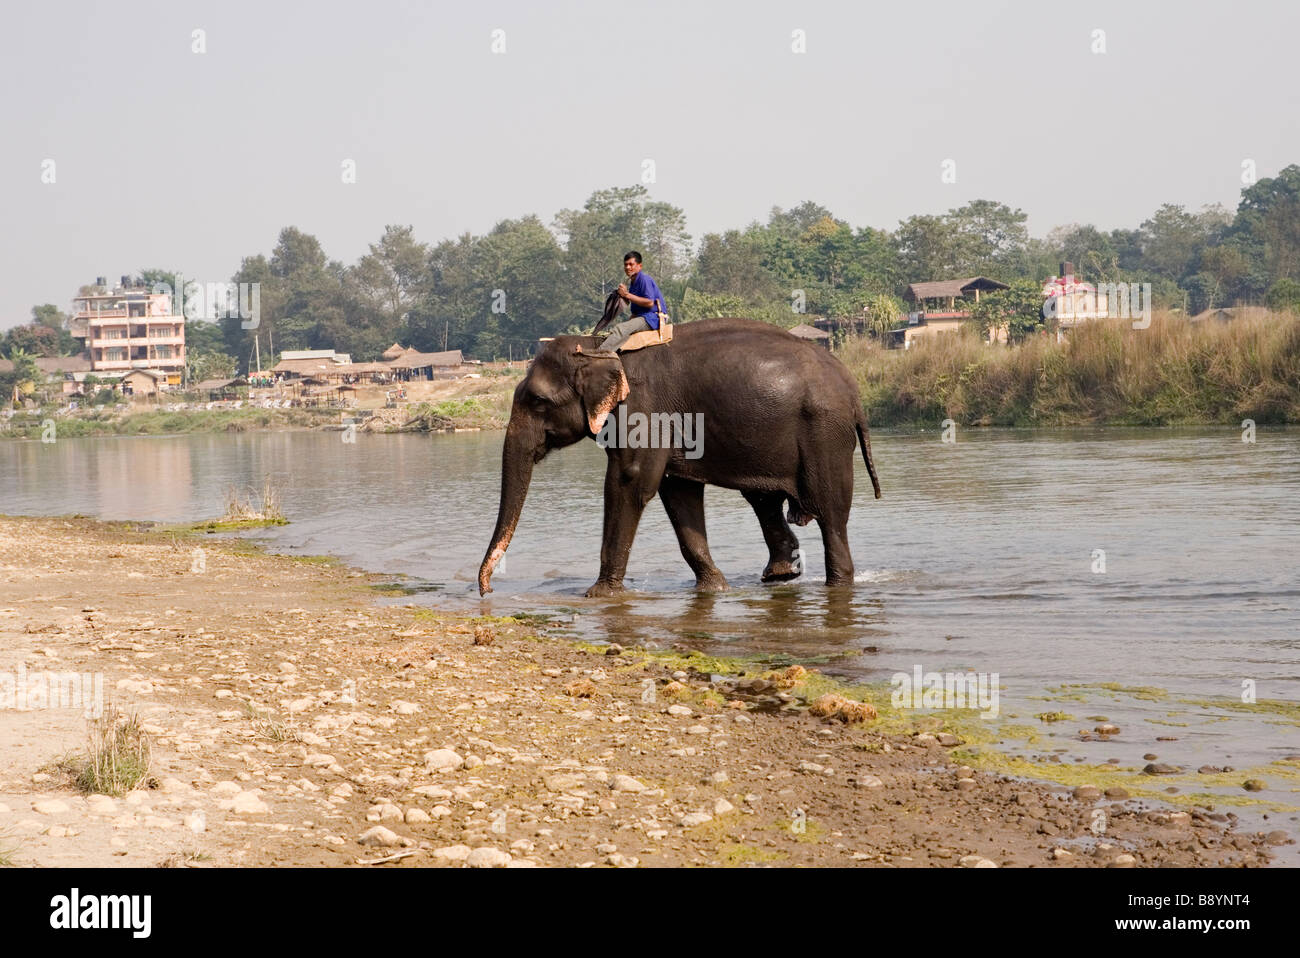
top-left (840, 309), bottom-right (1300, 426)
top-left (55, 707), bottom-right (154, 797)
top-left (221, 477), bottom-right (286, 524)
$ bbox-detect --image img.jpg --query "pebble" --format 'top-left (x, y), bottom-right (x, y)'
top-left (405, 808), bottom-right (432, 824)
top-left (858, 775), bottom-right (884, 789)
top-left (358, 826), bottom-right (405, 848)
top-left (936, 733), bottom-right (962, 747)
top-left (211, 781), bottom-right (243, 798)
top-left (956, 778), bottom-right (977, 791)
top-left (85, 795), bottom-right (117, 815)
top-left (1104, 787), bottom-right (1130, 800)
top-left (714, 798), bottom-right (735, 816)
top-left (1111, 854), bottom-right (1137, 868)
top-left (32, 800), bottom-right (70, 815)
top-left (1243, 779), bottom-right (1267, 792)
top-left (1142, 763), bottom-right (1179, 775)
top-left (1095, 724), bottom-right (1120, 735)
top-left (709, 771), bottom-right (730, 785)
top-left (666, 705), bottom-right (692, 717)
top-left (611, 774), bottom-right (647, 793)
top-left (433, 845), bottom-right (472, 862)
top-left (225, 792), bottom-right (269, 815)
top-left (367, 803), bottom-right (404, 823)
top-left (685, 725), bottom-right (710, 735)
top-left (1072, 785), bottom-right (1102, 802)
top-left (185, 811), bottom-right (206, 834)
top-left (959, 855), bottom-right (997, 868)
top-left (424, 749), bottom-right (465, 773)
top-left (466, 847), bottom-right (512, 868)
top-left (1051, 848), bottom-right (1073, 860)
top-left (681, 812), bottom-right (713, 828)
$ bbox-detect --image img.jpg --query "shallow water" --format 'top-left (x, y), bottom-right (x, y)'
top-left (4, 426), bottom-right (1299, 850)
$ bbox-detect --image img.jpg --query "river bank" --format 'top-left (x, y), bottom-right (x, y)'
top-left (0, 515), bottom-right (1286, 867)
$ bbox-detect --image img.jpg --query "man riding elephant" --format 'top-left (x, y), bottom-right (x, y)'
top-left (594, 251), bottom-right (667, 353)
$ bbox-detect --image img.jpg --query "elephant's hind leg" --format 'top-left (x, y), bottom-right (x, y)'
top-left (743, 490), bottom-right (802, 582)
top-left (660, 476), bottom-right (729, 591)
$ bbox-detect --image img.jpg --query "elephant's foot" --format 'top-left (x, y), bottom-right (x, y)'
top-left (761, 560), bottom-right (802, 583)
top-left (694, 570), bottom-right (730, 592)
top-left (585, 578), bottom-right (626, 598)
top-left (824, 571), bottom-right (856, 587)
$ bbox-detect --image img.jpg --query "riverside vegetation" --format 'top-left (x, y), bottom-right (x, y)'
top-left (843, 309), bottom-right (1300, 427)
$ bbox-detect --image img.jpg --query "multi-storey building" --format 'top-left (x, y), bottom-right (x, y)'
top-left (72, 276), bottom-right (185, 384)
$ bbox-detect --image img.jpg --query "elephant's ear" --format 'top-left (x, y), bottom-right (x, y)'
top-left (575, 358), bottom-right (629, 435)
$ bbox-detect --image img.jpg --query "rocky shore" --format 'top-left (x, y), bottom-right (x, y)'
top-left (0, 516), bottom-right (1282, 868)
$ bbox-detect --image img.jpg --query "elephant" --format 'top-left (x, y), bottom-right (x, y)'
top-left (478, 317), bottom-right (881, 598)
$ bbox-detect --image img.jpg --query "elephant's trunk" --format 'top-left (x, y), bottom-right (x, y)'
top-left (478, 416), bottom-right (540, 595)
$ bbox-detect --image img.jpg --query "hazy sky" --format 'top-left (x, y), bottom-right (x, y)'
top-left (3, 0), bottom-right (1297, 328)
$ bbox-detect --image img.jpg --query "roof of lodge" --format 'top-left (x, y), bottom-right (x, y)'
top-left (906, 277), bottom-right (1010, 301)
top-left (386, 349), bottom-right (464, 369)
top-left (788, 323), bottom-right (831, 340)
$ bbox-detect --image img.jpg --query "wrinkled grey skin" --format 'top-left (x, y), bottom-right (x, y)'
top-left (478, 317), bottom-right (881, 597)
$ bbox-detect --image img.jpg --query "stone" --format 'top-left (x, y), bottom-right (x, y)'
top-left (1142, 763), bottom-right (1179, 775)
top-left (405, 808), bottom-right (432, 824)
top-left (358, 826), bottom-right (404, 848)
top-left (714, 798), bottom-right (735, 816)
top-left (1242, 779), bottom-right (1267, 792)
top-left (424, 749), bottom-right (465, 773)
top-left (211, 781), bottom-right (243, 798)
top-left (681, 812), bottom-right (713, 828)
top-left (858, 775), bottom-right (884, 789)
top-left (611, 774), bottom-right (647, 793)
top-left (432, 845), bottom-right (473, 863)
top-left (225, 792), bottom-right (269, 815)
top-left (32, 800), bottom-right (70, 815)
top-left (1072, 785), bottom-right (1102, 802)
top-left (1104, 787), bottom-right (1130, 800)
top-left (466, 847), bottom-right (512, 868)
top-left (666, 705), bottom-right (692, 717)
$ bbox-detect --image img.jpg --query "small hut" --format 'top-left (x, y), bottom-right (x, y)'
top-left (381, 343), bottom-right (408, 361)
top-left (788, 323), bottom-right (832, 348)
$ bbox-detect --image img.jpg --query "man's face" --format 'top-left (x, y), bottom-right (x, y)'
top-left (623, 258), bottom-right (642, 278)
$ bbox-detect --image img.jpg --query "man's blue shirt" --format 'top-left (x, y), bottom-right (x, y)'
top-left (628, 271), bottom-right (664, 330)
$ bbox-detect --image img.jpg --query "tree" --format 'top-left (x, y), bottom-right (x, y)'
top-left (862, 292), bottom-right (904, 339)
top-left (968, 280), bottom-right (1045, 343)
top-left (1266, 278), bottom-right (1300, 312)
top-left (1, 347), bottom-right (41, 405)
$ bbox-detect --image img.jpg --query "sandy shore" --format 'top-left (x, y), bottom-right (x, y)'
top-left (0, 515), bottom-right (1284, 868)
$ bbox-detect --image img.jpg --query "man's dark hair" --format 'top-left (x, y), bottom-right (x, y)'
top-left (623, 251), bottom-right (642, 264)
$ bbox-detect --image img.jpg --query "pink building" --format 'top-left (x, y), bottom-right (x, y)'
top-left (72, 276), bottom-right (185, 383)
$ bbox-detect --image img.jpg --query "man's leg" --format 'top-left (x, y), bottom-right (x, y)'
top-left (596, 315), bottom-right (652, 352)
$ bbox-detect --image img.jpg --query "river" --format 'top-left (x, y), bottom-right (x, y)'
top-left (4, 426), bottom-right (1299, 846)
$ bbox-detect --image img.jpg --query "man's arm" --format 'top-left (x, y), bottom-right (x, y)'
top-left (616, 284), bottom-right (655, 308)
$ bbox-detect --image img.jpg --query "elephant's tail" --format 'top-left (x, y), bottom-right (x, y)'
top-left (856, 407), bottom-right (882, 499)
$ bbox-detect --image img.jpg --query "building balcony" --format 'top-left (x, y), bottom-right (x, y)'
top-left (92, 358), bottom-right (185, 371)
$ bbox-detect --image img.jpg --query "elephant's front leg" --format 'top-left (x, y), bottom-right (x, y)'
top-left (743, 490), bottom-right (802, 582)
top-left (585, 452), bottom-right (665, 598)
top-left (660, 476), bottom-right (729, 591)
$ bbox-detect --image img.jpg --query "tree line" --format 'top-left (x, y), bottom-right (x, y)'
top-left (7, 166), bottom-right (1300, 377)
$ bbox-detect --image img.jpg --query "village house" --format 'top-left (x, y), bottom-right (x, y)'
top-left (121, 368), bottom-right (170, 397)
top-left (897, 277), bottom-right (1011, 347)
top-left (71, 276), bottom-right (185, 385)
